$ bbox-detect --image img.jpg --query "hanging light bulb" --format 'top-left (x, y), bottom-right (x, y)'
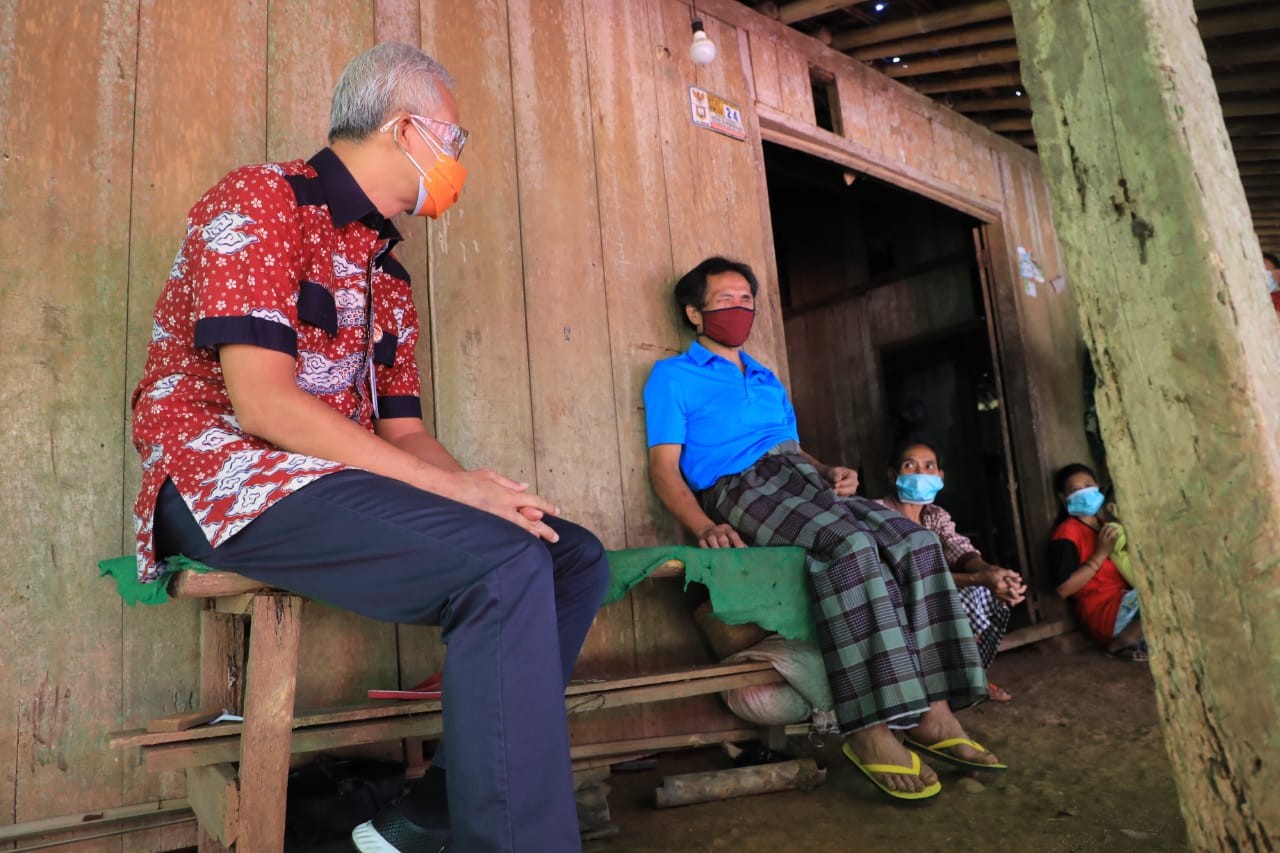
top-left (690, 19), bottom-right (717, 65)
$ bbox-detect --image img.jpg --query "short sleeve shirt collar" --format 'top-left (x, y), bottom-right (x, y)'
top-left (308, 148), bottom-right (403, 242)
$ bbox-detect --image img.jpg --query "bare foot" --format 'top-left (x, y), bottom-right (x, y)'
top-left (907, 700), bottom-right (1001, 766)
top-left (844, 724), bottom-right (939, 794)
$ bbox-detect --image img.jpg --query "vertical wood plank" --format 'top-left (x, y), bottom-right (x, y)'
top-left (237, 594), bottom-right (303, 853)
top-left (120, 2), bottom-right (268, 847)
top-left (776, 46), bottom-right (816, 126)
top-left (507, 0), bottom-right (625, 542)
top-left (264, 0), bottom-right (402, 719)
top-left (372, 0), bottom-right (451, 711)
top-left (585, 0), bottom-right (718, 740)
top-left (419, 0), bottom-right (535, 480)
top-left (747, 30), bottom-right (782, 111)
top-left (506, 0), bottom-right (641, 747)
top-left (373, 0), bottom-right (436, 439)
top-left (835, 69), bottom-right (871, 146)
top-left (0, 0), bottom-right (137, 842)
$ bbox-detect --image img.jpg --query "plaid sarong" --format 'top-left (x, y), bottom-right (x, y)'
top-left (701, 451), bottom-right (987, 733)
top-left (959, 586), bottom-right (1011, 669)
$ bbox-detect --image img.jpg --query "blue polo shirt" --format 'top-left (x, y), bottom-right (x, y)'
top-left (643, 342), bottom-right (799, 490)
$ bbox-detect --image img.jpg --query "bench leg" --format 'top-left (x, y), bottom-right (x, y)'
top-left (200, 607), bottom-right (247, 713)
top-left (236, 593), bottom-right (303, 853)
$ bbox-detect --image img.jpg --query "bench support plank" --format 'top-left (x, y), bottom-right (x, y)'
top-left (237, 594), bottom-right (303, 853)
top-left (186, 763), bottom-right (239, 846)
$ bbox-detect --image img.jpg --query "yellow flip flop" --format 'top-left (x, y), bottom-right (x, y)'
top-left (841, 741), bottom-right (941, 801)
top-left (903, 736), bottom-right (1008, 772)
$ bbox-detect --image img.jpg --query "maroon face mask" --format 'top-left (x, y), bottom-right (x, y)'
top-left (700, 306), bottom-right (755, 348)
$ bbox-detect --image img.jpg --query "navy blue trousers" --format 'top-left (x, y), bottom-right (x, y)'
top-left (155, 470), bottom-right (610, 853)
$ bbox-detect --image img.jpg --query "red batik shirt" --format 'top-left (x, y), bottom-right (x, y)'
top-left (131, 149), bottom-right (423, 582)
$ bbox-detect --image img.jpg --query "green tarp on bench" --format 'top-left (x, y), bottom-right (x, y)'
top-left (100, 544), bottom-right (814, 642)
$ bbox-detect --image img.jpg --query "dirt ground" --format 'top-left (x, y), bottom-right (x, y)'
top-left (598, 646), bottom-right (1188, 853)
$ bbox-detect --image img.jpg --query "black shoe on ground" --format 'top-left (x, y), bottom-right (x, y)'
top-left (351, 803), bottom-right (449, 853)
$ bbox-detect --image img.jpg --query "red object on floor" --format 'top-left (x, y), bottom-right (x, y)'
top-left (1271, 291), bottom-right (1280, 313)
top-left (368, 671), bottom-right (443, 701)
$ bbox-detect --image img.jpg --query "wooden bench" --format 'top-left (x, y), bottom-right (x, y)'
top-left (111, 562), bottom-right (785, 852)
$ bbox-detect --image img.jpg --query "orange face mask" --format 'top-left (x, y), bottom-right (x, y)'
top-left (389, 116), bottom-right (468, 219)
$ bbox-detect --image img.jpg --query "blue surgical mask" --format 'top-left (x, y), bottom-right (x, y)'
top-left (1066, 486), bottom-right (1105, 518)
top-left (896, 473), bottom-right (944, 504)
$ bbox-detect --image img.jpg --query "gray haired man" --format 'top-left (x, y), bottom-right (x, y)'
top-left (131, 42), bottom-right (609, 852)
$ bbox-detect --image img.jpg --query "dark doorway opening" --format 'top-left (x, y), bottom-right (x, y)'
top-left (763, 140), bottom-right (1028, 581)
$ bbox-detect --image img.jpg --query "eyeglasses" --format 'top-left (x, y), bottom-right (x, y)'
top-left (381, 113), bottom-right (469, 161)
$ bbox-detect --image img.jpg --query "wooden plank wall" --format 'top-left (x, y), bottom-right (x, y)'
top-left (0, 0), bottom-right (1079, 840)
top-left (702, 0), bottom-right (1087, 586)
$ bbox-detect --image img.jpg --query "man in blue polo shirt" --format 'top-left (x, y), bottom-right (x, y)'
top-left (643, 257), bottom-right (1004, 802)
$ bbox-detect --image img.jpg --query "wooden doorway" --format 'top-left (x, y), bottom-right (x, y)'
top-left (762, 141), bottom-right (1035, 611)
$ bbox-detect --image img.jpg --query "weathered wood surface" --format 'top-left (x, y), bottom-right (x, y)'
top-left (120, 0), bottom-right (267, 845)
top-left (236, 594), bottom-right (303, 853)
top-left (654, 757), bottom-right (826, 808)
top-left (263, 0), bottom-right (404, 726)
top-left (1010, 0), bottom-right (1280, 847)
top-left (0, 0), bottom-right (1088, 826)
top-left (0, 1), bottom-right (135, 845)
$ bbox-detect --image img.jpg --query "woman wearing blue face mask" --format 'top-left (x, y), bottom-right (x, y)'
top-left (1049, 464), bottom-right (1145, 661)
top-left (876, 441), bottom-right (1027, 702)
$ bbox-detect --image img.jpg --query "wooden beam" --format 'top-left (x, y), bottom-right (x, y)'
top-left (171, 570), bottom-right (269, 599)
top-left (884, 43), bottom-right (1020, 78)
top-left (236, 593), bottom-right (303, 853)
top-left (847, 21), bottom-right (1016, 60)
top-left (0, 798), bottom-right (192, 843)
top-left (1197, 5), bottom-right (1280, 38)
top-left (1221, 99), bottom-right (1280, 119)
top-left (778, 0), bottom-right (853, 24)
top-left (913, 69), bottom-right (1023, 94)
top-left (185, 765), bottom-right (239, 846)
top-left (1194, 0), bottom-right (1269, 10)
top-left (1239, 162), bottom-right (1280, 176)
top-left (1010, 0), bottom-right (1280, 847)
top-left (1232, 136), bottom-right (1280, 152)
top-left (1227, 117), bottom-right (1280, 137)
top-left (948, 95), bottom-right (1032, 113)
top-left (1209, 42), bottom-right (1280, 67)
top-left (982, 115), bottom-right (1034, 132)
top-left (129, 661), bottom-right (782, 770)
top-left (1235, 150), bottom-right (1280, 162)
top-left (831, 0), bottom-right (1010, 50)
top-left (1211, 69), bottom-right (1280, 95)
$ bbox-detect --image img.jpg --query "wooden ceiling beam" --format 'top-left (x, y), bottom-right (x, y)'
top-left (1197, 5), bottom-right (1280, 38)
top-left (912, 69), bottom-right (1022, 93)
top-left (847, 21), bottom-right (1016, 59)
top-left (947, 95), bottom-right (1031, 113)
top-left (777, 0), bottom-right (853, 24)
top-left (1222, 99), bottom-right (1280, 118)
top-left (1194, 0), bottom-right (1272, 10)
top-left (884, 43), bottom-right (1020, 77)
top-left (1232, 138), bottom-right (1280, 153)
top-left (1209, 42), bottom-right (1280, 67)
top-left (1236, 150), bottom-right (1280, 162)
top-left (1226, 117), bottom-right (1280, 136)
top-left (982, 115), bottom-right (1034, 132)
top-left (1214, 69), bottom-right (1280, 94)
top-left (1239, 162), bottom-right (1280, 176)
top-left (829, 0), bottom-right (1010, 50)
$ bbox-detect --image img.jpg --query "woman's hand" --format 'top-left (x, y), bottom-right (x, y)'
top-left (1095, 524), bottom-right (1121, 558)
top-left (982, 566), bottom-right (1027, 606)
top-left (829, 466), bottom-right (859, 496)
top-left (698, 523), bottom-right (746, 549)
